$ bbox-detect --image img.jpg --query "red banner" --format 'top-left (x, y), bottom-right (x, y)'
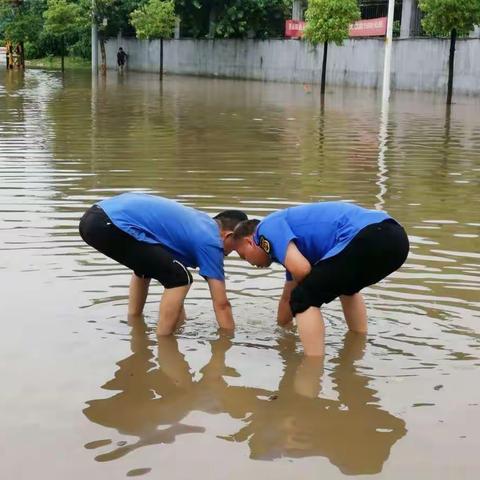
top-left (285, 20), bottom-right (305, 39)
top-left (349, 17), bottom-right (387, 37)
top-left (286, 17), bottom-right (387, 39)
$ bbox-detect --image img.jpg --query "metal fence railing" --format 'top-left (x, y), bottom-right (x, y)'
top-left (359, 0), bottom-right (402, 21)
top-left (359, 0), bottom-right (424, 36)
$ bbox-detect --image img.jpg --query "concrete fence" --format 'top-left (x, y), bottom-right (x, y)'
top-left (104, 38), bottom-right (480, 95)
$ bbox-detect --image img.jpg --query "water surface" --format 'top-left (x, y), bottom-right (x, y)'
top-left (1, 69), bottom-right (479, 479)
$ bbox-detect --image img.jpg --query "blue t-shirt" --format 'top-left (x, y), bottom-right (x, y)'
top-left (253, 202), bottom-right (393, 280)
top-left (98, 193), bottom-right (224, 280)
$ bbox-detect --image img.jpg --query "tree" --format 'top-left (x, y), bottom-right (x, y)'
top-left (176, 0), bottom-right (292, 39)
top-left (419, 0), bottom-right (480, 105)
top-left (303, 0), bottom-right (360, 97)
top-left (81, 0), bottom-right (141, 75)
top-left (213, 0), bottom-right (291, 39)
top-left (0, 0), bottom-right (46, 67)
top-left (130, 0), bottom-right (176, 80)
top-left (43, 0), bottom-right (82, 72)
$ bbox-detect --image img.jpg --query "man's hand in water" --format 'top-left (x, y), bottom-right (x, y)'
top-left (208, 278), bottom-right (235, 331)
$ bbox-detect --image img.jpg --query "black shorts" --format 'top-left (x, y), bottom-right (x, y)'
top-left (290, 219), bottom-right (409, 316)
top-left (79, 205), bottom-right (192, 289)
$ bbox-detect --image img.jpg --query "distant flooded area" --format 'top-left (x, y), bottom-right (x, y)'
top-left (1, 69), bottom-right (479, 479)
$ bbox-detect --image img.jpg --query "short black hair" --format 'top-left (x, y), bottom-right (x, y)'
top-left (232, 219), bottom-right (260, 240)
top-left (214, 209), bottom-right (248, 231)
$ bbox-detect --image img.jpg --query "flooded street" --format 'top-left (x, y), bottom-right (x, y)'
top-left (1, 69), bottom-right (479, 479)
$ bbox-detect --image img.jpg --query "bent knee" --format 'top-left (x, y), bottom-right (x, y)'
top-left (290, 286), bottom-right (313, 316)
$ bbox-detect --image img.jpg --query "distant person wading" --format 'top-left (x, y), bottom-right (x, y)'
top-left (117, 47), bottom-right (128, 72)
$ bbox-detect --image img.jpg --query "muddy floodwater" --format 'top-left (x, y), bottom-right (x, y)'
top-left (1, 69), bottom-right (479, 479)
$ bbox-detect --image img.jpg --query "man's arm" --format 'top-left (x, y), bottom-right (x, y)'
top-left (284, 241), bottom-right (311, 283)
top-left (207, 278), bottom-right (235, 331)
top-left (277, 280), bottom-right (297, 326)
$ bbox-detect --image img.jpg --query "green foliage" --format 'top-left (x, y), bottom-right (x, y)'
top-left (78, 0), bottom-right (144, 39)
top-left (0, 0), bottom-right (89, 58)
top-left (43, 0), bottom-right (82, 38)
top-left (24, 39), bottom-right (42, 57)
top-left (214, 0), bottom-right (292, 39)
top-left (0, 0), bottom-right (46, 44)
top-left (69, 31), bottom-right (91, 58)
top-left (1, 0), bottom-right (295, 45)
top-left (130, 0), bottom-right (176, 39)
top-left (393, 19), bottom-right (400, 38)
top-left (0, 0), bottom-right (301, 56)
top-left (176, 0), bottom-right (292, 39)
top-left (419, 0), bottom-right (480, 36)
top-left (304, 0), bottom-right (360, 46)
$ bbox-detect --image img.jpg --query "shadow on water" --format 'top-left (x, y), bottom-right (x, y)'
top-left (83, 318), bottom-right (406, 475)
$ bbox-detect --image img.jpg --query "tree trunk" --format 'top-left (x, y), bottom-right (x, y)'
top-left (446, 28), bottom-right (456, 105)
top-left (160, 37), bottom-right (163, 81)
top-left (321, 41), bottom-right (328, 96)
top-left (61, 37), bottom-right (65, 73)
top-left (99, 36), bottom-right (107, 76)
top-left (19, 41), bottom-right (25, 69)
top-left (6, 43), bottom-right (12, 69)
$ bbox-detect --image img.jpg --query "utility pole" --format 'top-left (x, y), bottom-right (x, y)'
top-left (91, 0), bottom-right (98, 75)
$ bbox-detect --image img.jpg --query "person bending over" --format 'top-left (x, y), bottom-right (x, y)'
top-left (233, 202), bottom-right (409, 356)
top-left (79, 192), bottom-right (247, 335)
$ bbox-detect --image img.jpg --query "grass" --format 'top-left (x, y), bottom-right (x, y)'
top-left (26, 56), bottom-right (91, 70)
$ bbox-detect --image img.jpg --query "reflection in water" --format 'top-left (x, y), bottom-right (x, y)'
top-left (225, 333), bottom-right (406, 474)
top-left (376, 100), bottom-right (389, 210)
top-left (83, 317), bottom-right (269, 461)
top-left (84, 320), bottom-right (405, 474)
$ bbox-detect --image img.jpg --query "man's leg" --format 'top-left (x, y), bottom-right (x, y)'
top-left (295, 307), bottom-right (325, 357)
top-left (128, 273), bottom-right (151, 316)
top-left (176, 306), bottom-right (187, 327)
top-left (340, 293), bottom-right (367, 333)
top-left (157, 284), bottom-right (191, 336)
